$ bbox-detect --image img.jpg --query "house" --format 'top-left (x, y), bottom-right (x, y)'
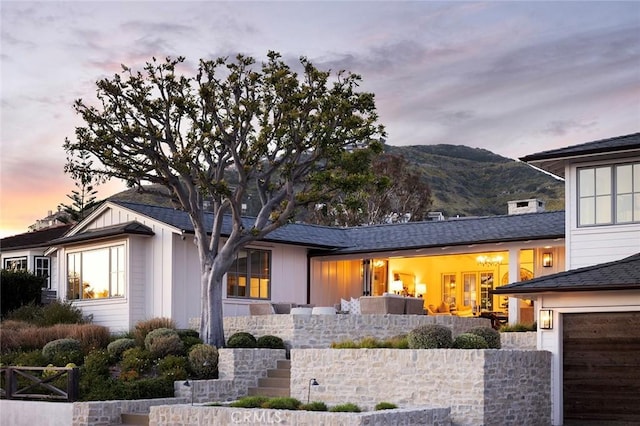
top-left (494, 132), bottom-right (640, 425)
top-left (0, 224), bottom-right (73, 289)
top-left (37, 194), bottom-right (564, 332)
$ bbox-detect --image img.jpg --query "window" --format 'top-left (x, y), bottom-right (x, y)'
top-left (578, 162), bottom-right (640, 226)
top-left (441, 273), bottom-right (456, 302)
top-left (67, 245), bottom-right (125, 300)
top-left (3, 257), bottom-right (27, 271)
top-left (226, 248), bottom-right (271, 299)
top-left (34, 256), bottom-right (51, 288)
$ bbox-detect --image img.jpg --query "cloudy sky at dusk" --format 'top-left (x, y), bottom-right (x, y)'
top-left (1, 1), bottom-right (639, 238)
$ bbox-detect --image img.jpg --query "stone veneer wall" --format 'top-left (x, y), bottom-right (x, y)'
top-left (72, 397), bottom-right (187, 426)
top-left (290, 349), bottom-right (551, 426)
top-left (148, 406), bottom-right (451, 426)
top-left (174, 348), bottom-right (286, 403)
top-left (215, 314), bottom-right (492, 349)
top-left (500, 331), bottom-right (537, 349)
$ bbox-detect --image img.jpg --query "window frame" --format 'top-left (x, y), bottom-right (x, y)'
top-left (226, 248), bottom-right (271, 300)
top-left (66, 243), bottom-right (126, 301)
top-left (3, 256), bottom-right (27, 271)
top-left (34, 256), bottom-right (51, 288)
top-left (577, 161), bottom-right (640, 227)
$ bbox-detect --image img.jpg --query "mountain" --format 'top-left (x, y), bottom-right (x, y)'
top-left (385, 144), bottom-right (564, 217)
top-left (108, 144), bottom-right (565, 218)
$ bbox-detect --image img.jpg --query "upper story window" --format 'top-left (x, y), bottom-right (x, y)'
top-left (3, 257), bottom-right (27, 271)
top-left (34, 256), bottom-right (51, 288)
top-left (578, 162), bottom-right (640, 226)
top-left (67, 245), bottom-right (125, 300)
top-left (226, 248), bottom-right (271, 299)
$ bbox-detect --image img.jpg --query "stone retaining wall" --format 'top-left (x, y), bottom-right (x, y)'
top-left (148, 405), bottom-right (451, 426)
top-left (72, 397), bottom-right (186, 426)
top-left (214, 314), bottom-right (492, 349)
top-left (174, 348), bottom-right (286, 403)
top-left (290, 348), bottom-right (551, 426)
top-left (500, 331), bottom-right (537, 349)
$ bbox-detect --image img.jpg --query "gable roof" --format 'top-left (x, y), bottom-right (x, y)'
top-left (0, 224), bottom-right (74, 251)
top-left (111, 200), bottom-right (564, 254)
top-left (519, 132), bottom-right (640, 178)
top-left (48, 221), bottom-right (154, 246)
top-left (493, 253), bottom-right (640, 295)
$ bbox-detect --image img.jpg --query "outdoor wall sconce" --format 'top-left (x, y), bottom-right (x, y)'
top-left (539, 309), bottom-right (553, 330)
top-left (542, 252), bottom-right (553, 267)
top-left (307, 378), bottom-right (319, 404)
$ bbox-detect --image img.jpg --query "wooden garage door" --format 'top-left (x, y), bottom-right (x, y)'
top-left (563, 312), bottom-right (640, 424)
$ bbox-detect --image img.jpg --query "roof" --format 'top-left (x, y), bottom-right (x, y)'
top-left (48, 221), bottom-right (154, 246)
top-left (519, 132), bottom-right (640, 178)
top-left (0, 224), bottom-right (74, 251)
top-left (493, 253), bottom-right (640, 295)
top-left (112, 200), bottom-right (564, 254)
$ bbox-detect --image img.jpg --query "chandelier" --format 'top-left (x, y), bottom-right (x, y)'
top-left (476, 255), bottom-right (503, 267)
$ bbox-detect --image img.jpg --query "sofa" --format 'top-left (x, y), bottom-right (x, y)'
top-left (359, 295), bottom-right (426, 315)
top-left (249, 302), bottom-right (314, 315)
top-left (427, 302), bottom-right (474, 317)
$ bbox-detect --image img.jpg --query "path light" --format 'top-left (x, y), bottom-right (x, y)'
top-left (183, 380), bottom-right (193, 405)
top-left (307, 378), bottom-right (319, 404)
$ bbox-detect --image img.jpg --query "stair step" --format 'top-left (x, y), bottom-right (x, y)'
top-left (276, 359), bottom-right (291, 369)
top-left (247, 386), bottom-right (290, 397)
top-left (258, 377), bottom-right (290, 388)
top-left (120, 413), bottom-right (149, 426)
top-left (267, 368), bottom-right (291, 378)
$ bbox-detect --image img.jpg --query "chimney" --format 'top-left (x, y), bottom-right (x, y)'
top-left (48, 210), bottom-right (53, 217)
top-left (508, 199), bottom-right (545, 215)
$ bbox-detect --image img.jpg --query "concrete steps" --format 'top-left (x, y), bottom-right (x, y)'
top-left (247, 359), bottom-right (290, 398)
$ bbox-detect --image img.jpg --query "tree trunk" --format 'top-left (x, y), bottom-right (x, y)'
top-left (199, 267), bottom-right (225, 347)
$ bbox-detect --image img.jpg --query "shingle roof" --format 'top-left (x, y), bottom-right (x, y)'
top-left (519, 133), bottom-right (640, 178)
top-left (112, 201), bottom-right (564, 253)
top-left (49, 221), bottom-right (154, 246)
top-left (493, 253), bottom-right (640, 294)
top-left (0, 224), bottom-right (74, 251)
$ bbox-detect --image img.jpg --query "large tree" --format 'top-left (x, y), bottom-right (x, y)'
top-left (64, 52), bottom-right (385, 346)
top-left (59, 150), bottom-right (101, 223)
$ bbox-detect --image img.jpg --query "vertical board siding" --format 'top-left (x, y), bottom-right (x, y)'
top-left (563, 312), bottom-right (640, 423)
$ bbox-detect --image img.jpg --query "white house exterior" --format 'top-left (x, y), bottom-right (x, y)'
top-left (497, 132), bottom-right (640, 425)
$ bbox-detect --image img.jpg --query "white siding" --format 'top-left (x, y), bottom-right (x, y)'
top-left (566, 158), bottom-right (640, 269)
top-left (128, 235), bottom-right (148, 326)
top-left (171, 235), bottom-right (201, 327)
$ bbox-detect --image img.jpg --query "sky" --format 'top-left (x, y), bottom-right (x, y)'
top-left (1, 1), bottom-right (639, 238)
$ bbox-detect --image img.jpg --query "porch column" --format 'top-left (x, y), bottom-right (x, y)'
top-left (507, 248), bottom-right (520, 325)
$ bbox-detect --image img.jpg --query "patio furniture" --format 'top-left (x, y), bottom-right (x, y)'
top-left (290, 307), bottom-right (313, 316)
top-left (249, 302), bottom-right (275, 315)
top-left (359, 295), bottom-right (405, 314)
top-left (312, 306), bottom-right (337, 315)
top-left (404, 297), bottom-right (425, 315)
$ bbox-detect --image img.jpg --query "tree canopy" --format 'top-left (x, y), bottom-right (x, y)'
top-left (65, 52), bottom-right (385, 346)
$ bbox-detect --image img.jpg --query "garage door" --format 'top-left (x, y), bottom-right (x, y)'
top-left (563, 312), bottom-right (640, 424)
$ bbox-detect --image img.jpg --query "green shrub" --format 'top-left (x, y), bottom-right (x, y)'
top-left (375, 401), bottom-right (398, 410)
top-left (12, 349), bottom-right (49, 367)
top-left (42, 338), bottom-right (84, 366)
top-left (388, 334), bottom-right (409, 349)
top-left (331, 339), bottom-right (359, 349)
top-left (157, 355), bottom-right (188, 381)
top-left (176, 329), bottom-right (200, 339)
top-left (329, 403), bottom-right (361, 412)
top-left (133, 317), bottom-right (176, 347)
top-left (501, 322), bottom-right (536, 332)
top-left (181, 336), bottom-right (203, 352)
top-left (144, 328), bottom-right (183, 357)
top-left (466, 326), bottom-right (501, 349)
top-left (256, 335), bottom-right (285, 349)
top-left (299, 401), bottom-right (328, 411)
top-left (1, 270), bottom-right (44, 318)
top-left (226, 332), bottom-right (257, 348)
top-left (120, 347), bottom-right (152, 374)
top-left (122, 376), bottom-right (174, 400)
top-left (261, 397), bottom-right (302, 410)
top-left (230, 396), bottom-right (270, 408)
top-left (188, 344), bottom-right (218, 379)
top-left (407, 324), bottom-right (453, 349)
top-left (359, 336), bottom-right (385, 348)
top-left (6, 300), bottom-right (86, 326)
top-left (81, 349), bottom-right (112, 380)
top-left (452, 333), bottom-right (489, 349)
top-left (107, 338), bottom-right (137, 360)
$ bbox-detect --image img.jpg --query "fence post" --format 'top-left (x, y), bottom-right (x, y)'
top-left (67, 367), bottom-right (80, 402)
top-left (5, 367), bottom-right (15, 399)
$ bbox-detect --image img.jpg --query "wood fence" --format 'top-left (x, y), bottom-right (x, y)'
top-left (1, 366), bottom-right (79, 402)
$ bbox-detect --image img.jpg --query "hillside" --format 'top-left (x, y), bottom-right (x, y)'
top-left (385, 144), bottom-right (564, 217)
top-left (109, 144), bottom-right (565, 218)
